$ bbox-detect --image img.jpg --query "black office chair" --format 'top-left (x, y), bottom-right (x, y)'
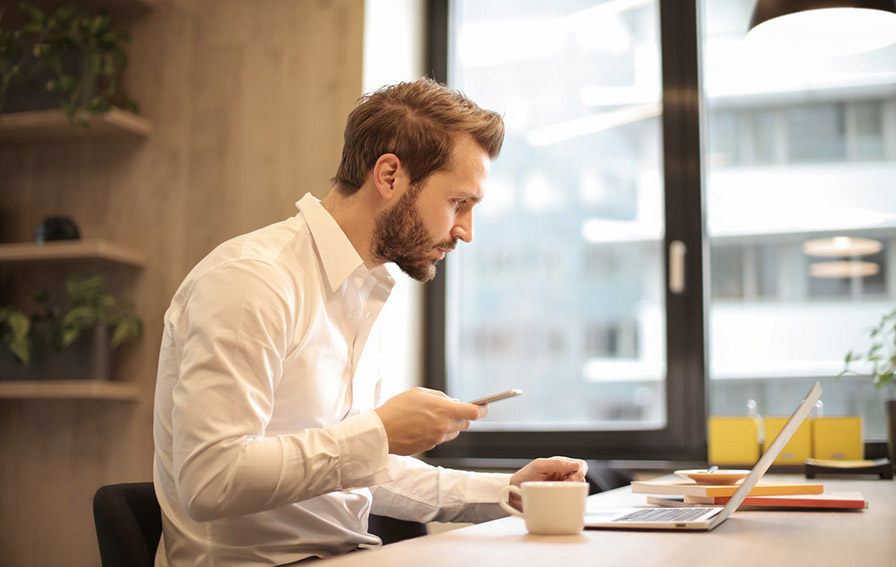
top-left (368, 514), bottom-right (428, 545)
top-left (586, 461), bottom-right (636, 493)
top-left (91, 481), bottom-right (424, 565)
top-left (93, 482), bottom-right (162, 567)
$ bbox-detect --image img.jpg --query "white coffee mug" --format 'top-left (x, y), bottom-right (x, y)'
top-left (498, 481), bottom-right (589, 535)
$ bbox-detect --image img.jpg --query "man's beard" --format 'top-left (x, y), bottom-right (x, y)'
top-left (372, 187), bottom-right (455, 282)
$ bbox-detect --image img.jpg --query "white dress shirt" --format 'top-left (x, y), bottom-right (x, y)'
top-left (153, 193), bottom-right (510, 567)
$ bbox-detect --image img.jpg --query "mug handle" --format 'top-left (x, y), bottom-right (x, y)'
top-left (498, 485), bottom-right (524, 518)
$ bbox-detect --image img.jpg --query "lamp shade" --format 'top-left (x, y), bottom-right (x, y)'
top-left (801, 236), bottom-right (883, 257)
top-left (747, 0), bottom-right (896, 55)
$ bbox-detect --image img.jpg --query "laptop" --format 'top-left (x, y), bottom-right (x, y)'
top-left (584, 381), bottom-right (823, 531)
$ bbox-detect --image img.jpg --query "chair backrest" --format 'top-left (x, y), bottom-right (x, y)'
top-left (367, 513), bottom-right (428, 545)
top-left (93, 482), bottom-right (162, 567)
top-left (586, 460), bottom-right (636, 493)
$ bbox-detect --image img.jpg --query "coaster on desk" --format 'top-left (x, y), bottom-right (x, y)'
top-left (804, 458), bottom-right (893, 480)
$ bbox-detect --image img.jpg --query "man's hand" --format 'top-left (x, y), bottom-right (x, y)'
top-left (374, 388), bottom-right (487, 455)
top-left (506, 457), bottom-right (589, 511)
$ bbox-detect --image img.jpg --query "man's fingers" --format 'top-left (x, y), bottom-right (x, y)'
top-left (533, 457), bottom-right (588, 479)
top-left (441, 399), bottom-right (484, 421)
top-left (570, 460), bottom-right (588, 480)
top-left (378, 388), bottom-right (484, 455)
top-left (461, 402), bottom-right (484, 420)
top-left (414, 387), bottom-right (450, 398)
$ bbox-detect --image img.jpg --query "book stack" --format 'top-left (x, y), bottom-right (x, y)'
top-left (631, 480), bottom-right (868, 510)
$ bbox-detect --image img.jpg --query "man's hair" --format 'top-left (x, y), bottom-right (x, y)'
top-left (333, 78), bottom-right (505, 194)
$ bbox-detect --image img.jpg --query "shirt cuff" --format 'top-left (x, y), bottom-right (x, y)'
top-left (461, 471), bottom-right (512, 504)
top-left (444, 470), bottom-right (512, 524)
top-left (334, 410), bottom-right (393, 489)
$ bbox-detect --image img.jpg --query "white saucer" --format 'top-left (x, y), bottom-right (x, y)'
top-left (674, 469), bottom-right (750, 485)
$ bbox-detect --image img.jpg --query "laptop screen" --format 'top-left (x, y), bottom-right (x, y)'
top-left (712, 382), bottom-right (823, 526)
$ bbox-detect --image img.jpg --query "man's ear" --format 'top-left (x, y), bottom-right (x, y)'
top-left (372, 153), bottom-right (401, 200)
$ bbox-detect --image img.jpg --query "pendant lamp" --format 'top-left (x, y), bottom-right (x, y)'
top-left (747, 0), bottom-right (896, 56)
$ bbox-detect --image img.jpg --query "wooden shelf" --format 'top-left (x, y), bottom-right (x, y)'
top-left (0, 239), bottom-right (146, 267)
top-left (0, 107), bottom-right (152, 142)
top-left (0, 380), bottom-right (140, 401)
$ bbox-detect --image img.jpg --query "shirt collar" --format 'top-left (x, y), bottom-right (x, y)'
top-left (296, 193), bottom-right (394, 293)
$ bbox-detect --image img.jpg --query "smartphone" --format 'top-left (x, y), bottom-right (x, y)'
top-left (468, 389), bottom-right (523, 405)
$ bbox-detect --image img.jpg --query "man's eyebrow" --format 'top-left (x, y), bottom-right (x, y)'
top-left (460, 191), bottom-right (483, 204)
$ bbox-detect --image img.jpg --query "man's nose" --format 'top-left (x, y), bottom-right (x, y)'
top-left (451, 212), bottom-right (473, 243)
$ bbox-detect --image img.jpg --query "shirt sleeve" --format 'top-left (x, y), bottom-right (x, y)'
top-left (368, 456), bottom-right (512, 524)
top-left (170, 261), bottom-right (391, 522)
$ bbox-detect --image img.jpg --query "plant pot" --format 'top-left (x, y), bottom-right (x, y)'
top-left (0, 324), bottom-right (111, 381)
top-left (1, 52), bottom-right (99, 114)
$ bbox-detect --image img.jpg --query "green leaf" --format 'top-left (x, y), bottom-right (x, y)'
top-left (66, 273), bottom-right (104, 300)
top-left (54, 4), bottom-right (80, 24)
top-left (110, 319), bottom-right (140, 348)
top-left (90, 15), bottom-right (104, 35)
top-left (5, 310), bottom-right (30, 337)
top-left (62, 305), bottom-right (99, 329)
top-left (874, 371), bottom-right (893, 388)
top-left (19, 1), bottom-right (45, 24)
top-left (84, 51), bottom-right (100, 74)
top-left (55, 72), bottom-right (74, 93)
top-left (840, 308), bottom-right (896, 389)
top-left (0, 308), bottom-right (31, 365)
top-left (59, 327), bottom-right (81, 349)
top-left (8, 337), bottom-right (30, 365)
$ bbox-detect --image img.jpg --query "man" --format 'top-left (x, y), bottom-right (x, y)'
top-left (153, 79), bottom-right (587, 567)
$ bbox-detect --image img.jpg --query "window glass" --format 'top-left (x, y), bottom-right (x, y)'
top-left (851, 100), bottom-right (884, 160)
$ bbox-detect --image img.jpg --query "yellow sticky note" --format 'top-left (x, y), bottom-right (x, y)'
top-left (812, 417), bottom-right (863, 461)
top-left (764, 416), bottom-right (812, 464)
top-left (708, 417), bottom-right (760, 465)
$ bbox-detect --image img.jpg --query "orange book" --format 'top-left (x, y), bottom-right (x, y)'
top-left (631, 480), bottom-right (824, 497)
top-left (647, 491), bottom-right (867, 510)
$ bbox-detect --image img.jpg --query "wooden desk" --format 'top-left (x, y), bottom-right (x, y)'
top-left (318, 476), bottom-right (895, 567)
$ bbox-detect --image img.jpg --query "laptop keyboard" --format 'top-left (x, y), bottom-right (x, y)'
top-left (615, 507), bottom-right (710, 522)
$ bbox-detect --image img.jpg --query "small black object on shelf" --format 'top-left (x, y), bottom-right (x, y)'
top-left (35, 216), bottom-right (81, 242)
top-left (804, 458), bottom-right (894, 480)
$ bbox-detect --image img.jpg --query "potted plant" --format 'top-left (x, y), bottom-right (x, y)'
top-left (839, 309), bottom-right (896, 466)
top-left (0, 272), bottom-right (142, 380)
top-left (0, 0), bottom-right (139, 127)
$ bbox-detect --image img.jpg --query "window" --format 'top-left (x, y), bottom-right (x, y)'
top-left (426, 0), bottom-right (896, 461)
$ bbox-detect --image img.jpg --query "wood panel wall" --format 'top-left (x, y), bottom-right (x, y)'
top-left (0, 1), bottom-right (364, 564)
